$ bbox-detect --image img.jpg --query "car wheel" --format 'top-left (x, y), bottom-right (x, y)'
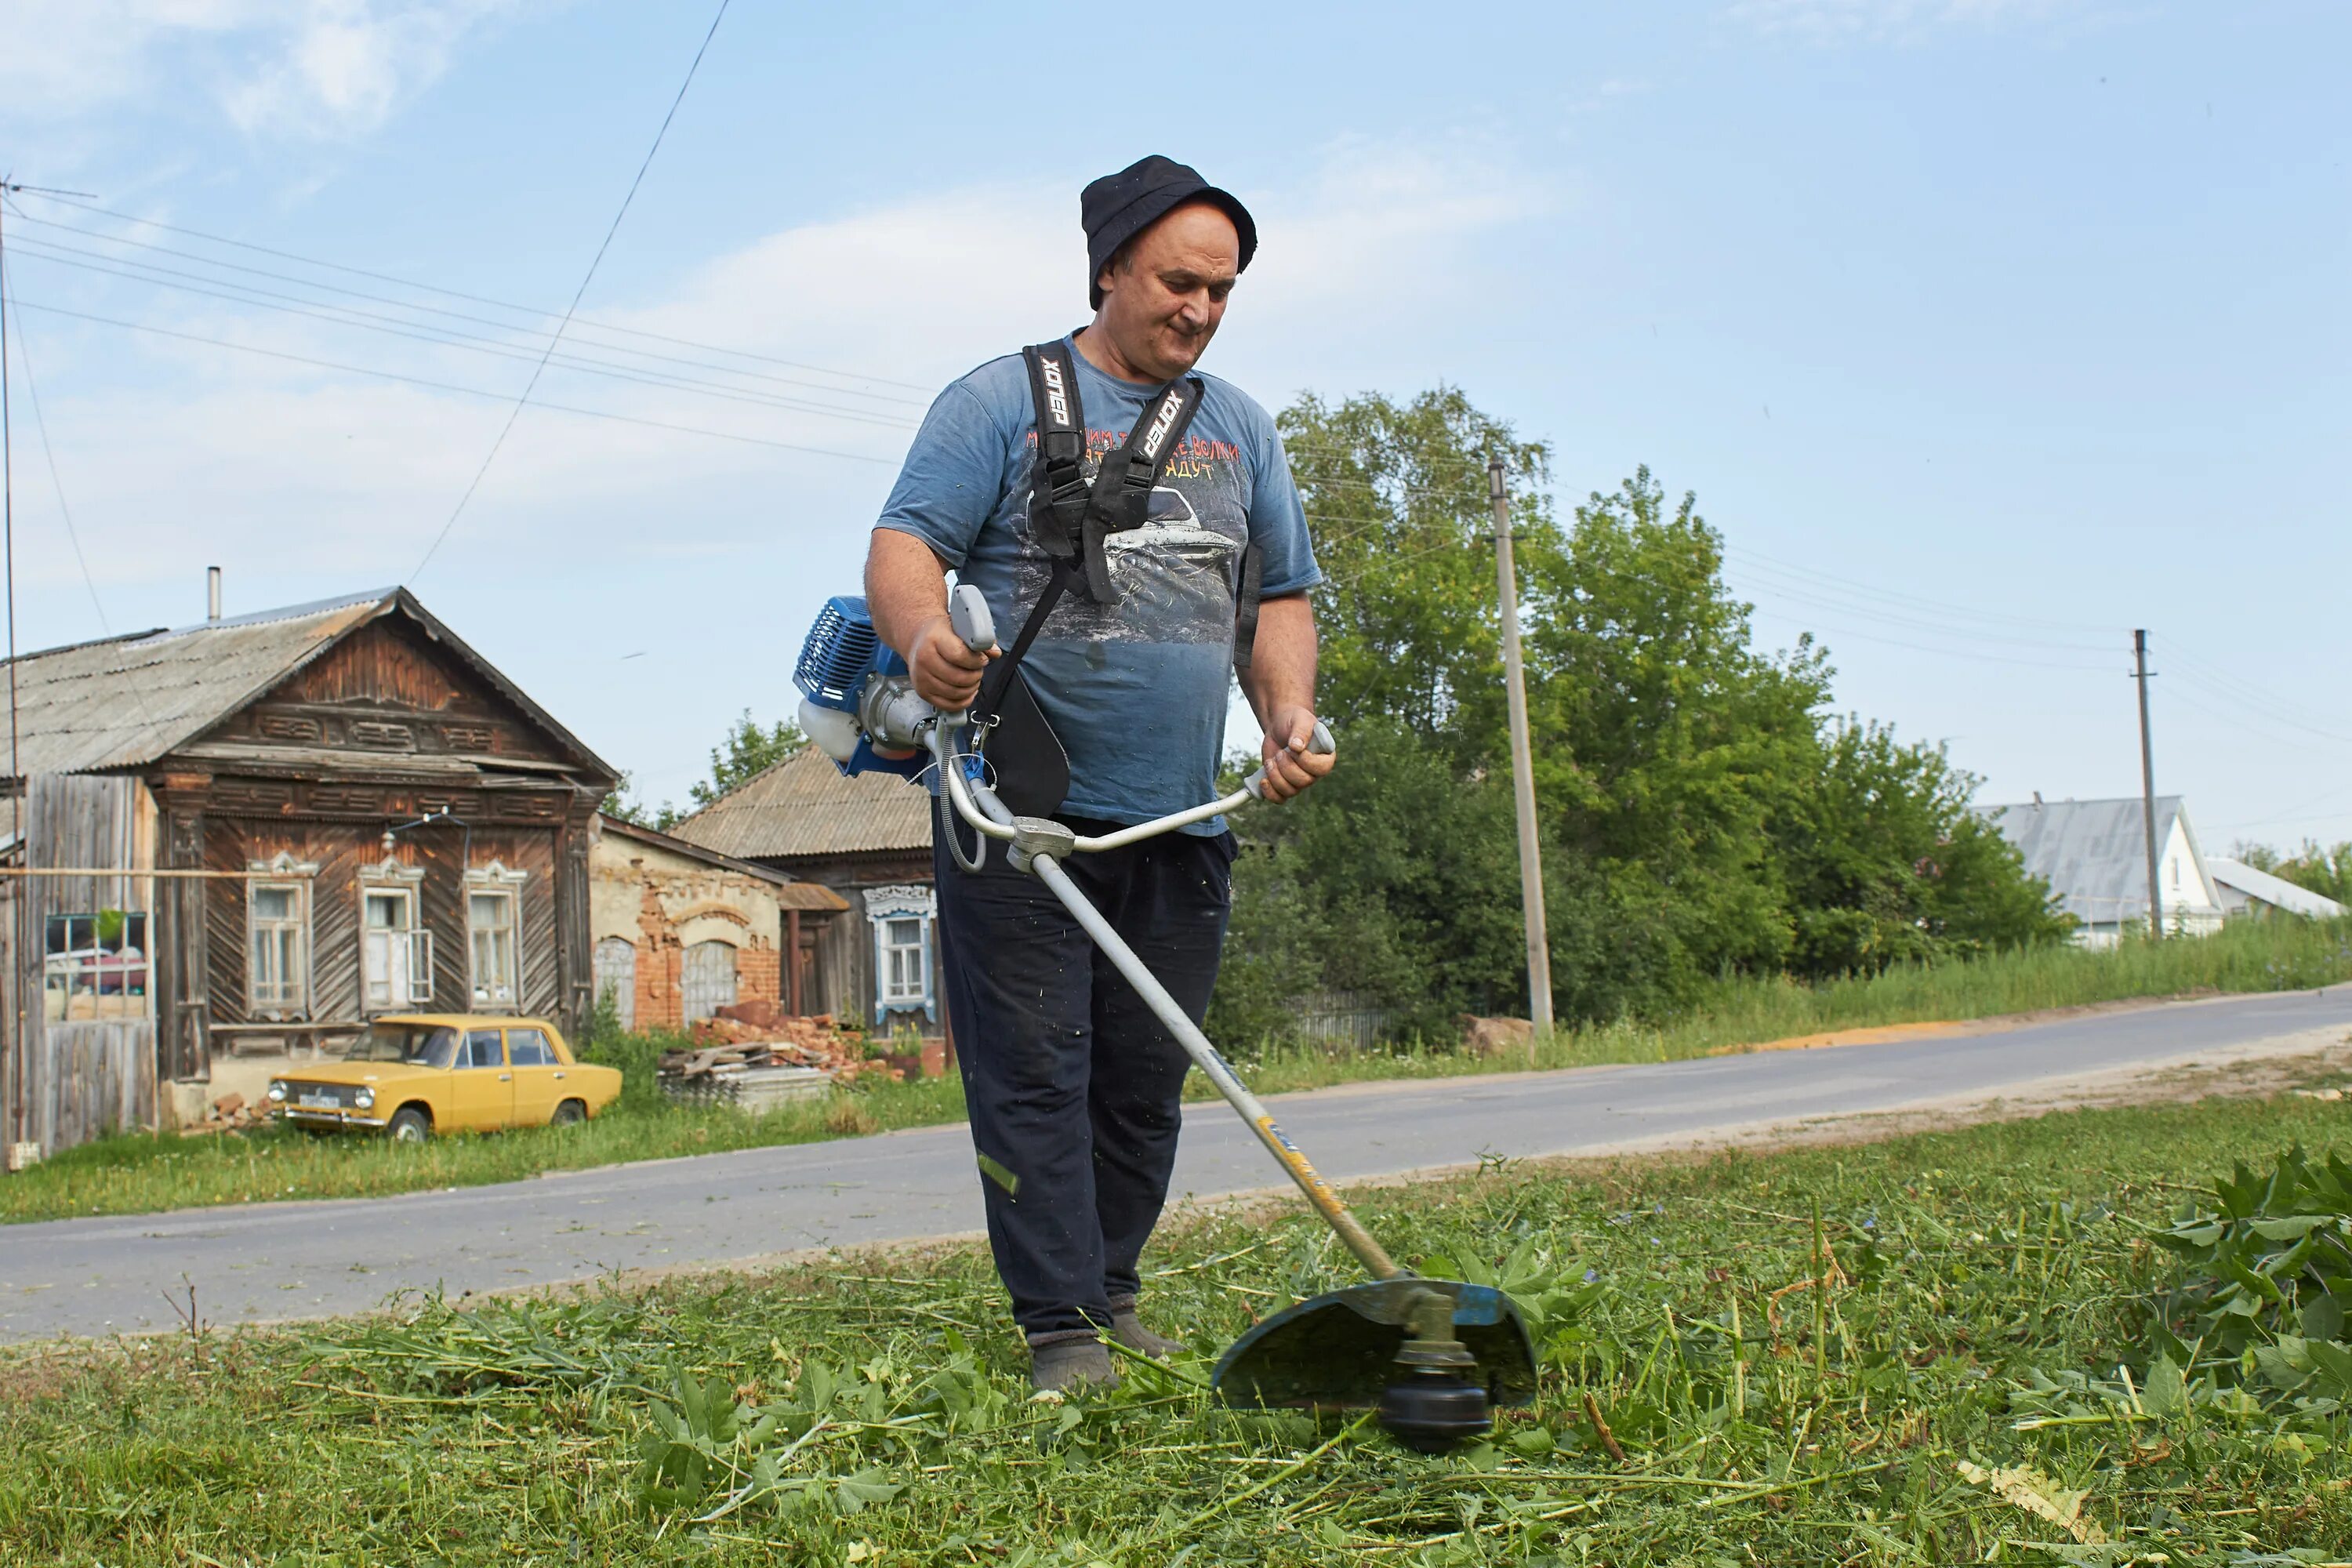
top-left (550, 1099), bottom-right (588, 1127)
top-left (387, 1106), bottom-right (432, 1144)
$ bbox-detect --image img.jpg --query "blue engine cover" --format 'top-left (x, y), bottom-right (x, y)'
top-left (792, 595), bottom-right (927, 781)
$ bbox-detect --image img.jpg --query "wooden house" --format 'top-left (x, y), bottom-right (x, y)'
top-left (668, 746), bottom-right (941, 1033)
top-left (0, 588), bottom-right (618, 1160)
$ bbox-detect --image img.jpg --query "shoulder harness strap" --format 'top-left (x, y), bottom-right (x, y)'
top-left (975, 343), bottom-right (1209, 727)
top-left (1021, 342), bottom-right (1090, 564)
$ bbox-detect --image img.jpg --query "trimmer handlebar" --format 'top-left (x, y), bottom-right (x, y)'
top-left (1241, 719), bottom-right (1335, 800)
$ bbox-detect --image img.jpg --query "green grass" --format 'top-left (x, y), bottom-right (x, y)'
top-left (9, 916), bottom-right (2349, 1227)
top-left (11, 1076), bottom-right (2352, 1565)
top-left (0, 1074), bottom-right (968, 1226)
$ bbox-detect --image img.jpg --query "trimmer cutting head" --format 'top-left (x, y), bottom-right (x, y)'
top-left (1210, 1279), bottom-right (1539, 1452)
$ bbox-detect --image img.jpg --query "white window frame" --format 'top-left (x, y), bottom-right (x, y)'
top-left (42, 908), bottom-right (152, 1022)
top-left (360, 860), bottom-right (432, 1011)
top-left (593, 935), bottom-right (637, 1033)
top-left (465, 861), bottom-right (528, 1011)
top-left (866, 884), bottom-right (936, 1023)
top-left (245, 860), bottom-right (318, 1020)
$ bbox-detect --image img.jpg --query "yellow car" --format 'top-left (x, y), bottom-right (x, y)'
top-left (267, 1014), bottom-right (623, 1142)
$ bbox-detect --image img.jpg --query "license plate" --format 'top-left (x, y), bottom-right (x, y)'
top-left (296, 1093), bottom-right (339, 1110)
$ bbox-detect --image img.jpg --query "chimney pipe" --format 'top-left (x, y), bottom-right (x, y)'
top-left (206, 566), bottom-right (222, 623)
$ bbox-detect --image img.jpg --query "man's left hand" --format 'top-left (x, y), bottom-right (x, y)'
top-left (1258, 707), bottom-right (1335, 804)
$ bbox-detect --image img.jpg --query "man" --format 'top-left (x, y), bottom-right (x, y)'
top-left (865, 155), bottom-right (1334, 1391)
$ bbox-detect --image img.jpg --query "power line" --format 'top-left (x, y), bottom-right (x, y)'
top-left (11, 298), bottom-right (898, 466)
top-left (1723, 545), bottom-right (2117, 641)
top-left (412, 0), bottom-right (733, 582)
top-left (5, 238), bottom-right (921, 431)
top-left (18, 198), bottom-right (935, 397)
top-left (5, 216), bottom-right (931, 411)
top-left (0, 260), bottom-right (105, 630)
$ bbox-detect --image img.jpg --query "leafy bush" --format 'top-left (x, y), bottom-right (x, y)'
top-left (2150, 1145), bottom-right (2352, 1403)
top-left (573, 1023), bottom-right (697, 1115)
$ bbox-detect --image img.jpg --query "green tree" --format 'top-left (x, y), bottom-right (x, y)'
top-left (1773, 719), bottom-right (2072, 975)
top-left (689, 711), bottom-right (804, 811)
top-left (1243, 387), bottom-right (2071, 1035)
top-left (600, 772), bottom-right (682, 832)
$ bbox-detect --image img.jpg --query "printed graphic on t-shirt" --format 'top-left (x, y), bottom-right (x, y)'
top-left (1011, 429), bottom-right (1248, 647)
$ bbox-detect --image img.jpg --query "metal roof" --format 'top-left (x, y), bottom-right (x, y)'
top-left (0, 591), bottom-right (387, 776)
top-left (1982, 795), bottom-right (2218, 923)
top-left (0, 587), bottom-right (617, 785)
top-left (2207, 858), bottom-right (2349, 920)
top-left (669, 745), bottom-right (932, 861)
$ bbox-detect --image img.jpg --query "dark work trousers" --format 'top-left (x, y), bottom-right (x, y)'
top-left (932, 813), bottom-right (1236, 1345)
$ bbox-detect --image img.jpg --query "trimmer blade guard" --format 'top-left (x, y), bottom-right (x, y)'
top-left (1210, 1279), bottom-right (1539, 1410)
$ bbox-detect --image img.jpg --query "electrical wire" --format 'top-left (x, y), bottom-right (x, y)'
top-left (412, 0), bottom-right (733, 582)
top-left (5, 217), bottom-right (931, 411)
top-left (10, 298), bottom-right (899, 466)
top-left (4, 239), bottom-right (921, 432)
top-left (19, 200), bottom-right (934, 397)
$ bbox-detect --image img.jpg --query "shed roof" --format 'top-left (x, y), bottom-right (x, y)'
top-left (1982, 795), bottom-right (2216, 924)
top-left (2207, 858), bottom-right (2349, 920)
top-left (670, 746), bottom-right (932, 862)
top-left (594, 812), bottom-right (850, 911)
top-left (0, 587), bottom-right (616, 785)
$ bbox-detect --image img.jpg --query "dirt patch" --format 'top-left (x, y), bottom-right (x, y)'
top-left (1708, 989), bottom-right (2234, 1057)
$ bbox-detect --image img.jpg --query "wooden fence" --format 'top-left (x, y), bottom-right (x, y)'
top-left (1290, 990), bottom-right (1396, 1053)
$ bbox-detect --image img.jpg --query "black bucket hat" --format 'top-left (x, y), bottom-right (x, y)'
top-left (1082, 155), bottom-right (1258, 309)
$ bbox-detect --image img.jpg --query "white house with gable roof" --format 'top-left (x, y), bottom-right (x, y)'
top-left (1983, 795), bottom-right (2226, 947)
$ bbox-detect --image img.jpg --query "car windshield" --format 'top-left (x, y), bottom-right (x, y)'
top-left (354, 1024), bottom-right (458, 1068)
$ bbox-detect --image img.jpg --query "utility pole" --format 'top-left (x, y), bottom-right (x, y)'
top-left (1487, 456), bottom-right (1553, 1035)
top-left (2133, 629), bottom-right (2162, 940)
top-left (1, 184), bottom-right (18, 1152)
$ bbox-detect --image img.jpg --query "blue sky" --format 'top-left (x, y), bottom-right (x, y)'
top-left (3, 1), bottom-right (2347, 847)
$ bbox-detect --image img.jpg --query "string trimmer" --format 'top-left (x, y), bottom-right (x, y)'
top-left (793, 586), bottom-right (1537, 1450)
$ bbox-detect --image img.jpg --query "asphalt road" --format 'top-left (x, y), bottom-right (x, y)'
top-left (7, 987), bottom-right (2350, 1344)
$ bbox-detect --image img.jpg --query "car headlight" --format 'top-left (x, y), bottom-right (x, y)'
top-left (353, 1087), bottom-right (376, 1110)
top-left (266, 1080), bottom-right (288, 1103)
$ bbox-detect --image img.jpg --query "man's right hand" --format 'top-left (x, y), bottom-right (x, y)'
top-left (910, 612), bottom-right (997, 710)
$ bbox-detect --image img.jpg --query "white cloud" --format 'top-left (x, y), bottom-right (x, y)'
top-left (0, 1), bottom-right (525, 136)
top-left (5, 139), bottom-right (1539, 789)
top-left (1725, 0), bottom-right (2078, 42)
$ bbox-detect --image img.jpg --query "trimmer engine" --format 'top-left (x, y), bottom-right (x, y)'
top-left (791, 596), bottom-right (933, 780)
top-left (793, 587), bottom-right (997, 780)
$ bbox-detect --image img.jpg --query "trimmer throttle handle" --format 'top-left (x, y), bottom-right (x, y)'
top-left (949, 583), bottom-right (997, 655)
top-left (1243, 720), bottom-right (1336, 799)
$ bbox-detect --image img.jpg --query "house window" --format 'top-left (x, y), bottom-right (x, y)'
top-left (469, 891), bottom-right (519, 1008)
top-left (42, 910), bottom-right (148, 1022)
top-left (593, 937), bottom-right (637, 1032)
top-left (361, 884), bottom-right (433, 1011)
top-left (866, 884), bottom-right (935, 1022)
top-left (464, 861), bottom-right (528, 1011)
top-left (249, 884), bottom-right (309, 1012)
top-left (240, 851), bottom-right (319, 1015)
top-left (681, 940), bottom-right (739, 1022)
top-left (880, 920), bottom-right (925, 1005)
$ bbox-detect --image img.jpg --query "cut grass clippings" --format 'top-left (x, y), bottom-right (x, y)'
top-left (9, 915), bottom-right (2350, 1227)
top-left (10, 1081), bottom-right (2352, 1563)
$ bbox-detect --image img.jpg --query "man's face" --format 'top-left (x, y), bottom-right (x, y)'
top-left (1097, 202), bottom-right (1240, 380)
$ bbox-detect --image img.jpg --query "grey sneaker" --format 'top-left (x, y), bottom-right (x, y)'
top-left (1029, 1337), bottom-right (1119, 1393)
top-left (1109, 1308), bottom-right (1185, 1359)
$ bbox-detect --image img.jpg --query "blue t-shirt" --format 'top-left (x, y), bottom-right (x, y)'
top-left (875, 336), bottom-right (1319, 830)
